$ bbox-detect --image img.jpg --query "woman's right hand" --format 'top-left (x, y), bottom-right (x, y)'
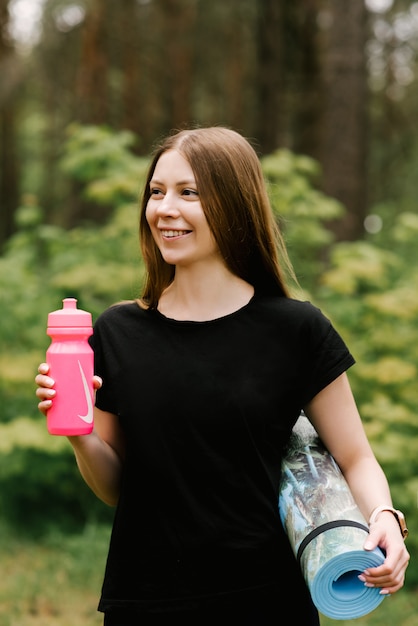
top-left (35, 363), bottom-right (56, 415)
top-left (35, 363), bottom-right (102, 415)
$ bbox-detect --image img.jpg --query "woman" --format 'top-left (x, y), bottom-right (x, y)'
top-left (36, 127), bottom-right (409, 625)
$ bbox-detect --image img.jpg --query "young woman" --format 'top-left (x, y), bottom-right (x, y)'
top-left (36, 127), bottom-right (409, 625)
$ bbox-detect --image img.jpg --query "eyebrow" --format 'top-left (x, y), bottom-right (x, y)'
top-left (149, 178), bottom-right (197, 186)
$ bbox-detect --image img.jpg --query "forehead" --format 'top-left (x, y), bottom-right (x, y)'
top-left (152, 149), bottom-right (194, 180)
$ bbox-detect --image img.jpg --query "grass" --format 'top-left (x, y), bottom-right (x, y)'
top-left (0, 523), bottom-right (415, 626)
top-left (0, 523), bottom-right (109, 626)
top-left (320, 592), bottom-right (417, 626)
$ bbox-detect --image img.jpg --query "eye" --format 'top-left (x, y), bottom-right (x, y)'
top-left (150, 187), bottom-right (164, 197)
top-left (182, 188), bottom-right (199, 197)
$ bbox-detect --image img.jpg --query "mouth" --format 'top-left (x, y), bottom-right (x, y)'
top-left (161, 229), bottom-right (191, 238)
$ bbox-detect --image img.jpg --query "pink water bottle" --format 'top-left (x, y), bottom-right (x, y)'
top-left (46, 298), bottom-right (94, 436)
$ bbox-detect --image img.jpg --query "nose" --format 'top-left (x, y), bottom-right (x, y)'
top-left (155, 191), bottom-right (180, 217)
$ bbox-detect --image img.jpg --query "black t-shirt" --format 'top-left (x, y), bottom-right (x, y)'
top-left (91, 295), bottom-right (355, 618)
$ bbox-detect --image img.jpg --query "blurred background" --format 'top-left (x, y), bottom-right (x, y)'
top-left (0, 1), bottom-right (417, 624)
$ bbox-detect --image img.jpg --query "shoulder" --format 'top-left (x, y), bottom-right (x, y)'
top-left (252, 296), bottom-right (345, 350)
top-left (93, 300), bottom-right (147, 331)
top-left (254, 296), bottom-right (331, 326)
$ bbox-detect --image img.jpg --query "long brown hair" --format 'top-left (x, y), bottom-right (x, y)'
top-left (139, 126), bottom-right (294, 309)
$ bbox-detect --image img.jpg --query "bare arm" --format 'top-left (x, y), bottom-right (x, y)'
top-left (35, 363), bottom-right (124, 506)
top-left (304, 372), bottom-right (410, 594)
top-left (67, 406), bottom-right (124, 506)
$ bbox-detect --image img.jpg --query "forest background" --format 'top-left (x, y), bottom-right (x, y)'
top-left (0, 0), bottom-right (417, 624)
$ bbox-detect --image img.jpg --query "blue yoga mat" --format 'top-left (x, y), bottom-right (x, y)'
top-left (279, 415), bottom-right (386, 620)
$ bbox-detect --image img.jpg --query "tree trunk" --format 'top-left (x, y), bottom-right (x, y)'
top-left (291, 0), bottom-right (323, 157)
top-left (255, 0), bottom-right (284, 154)
top-left (157, 0), bottom-right (197, 129)
top-left (223, 4), bottom-right (247, 133)
top-left (75, 0), bottom-right (108, 124)
top-left (120, 0), bottom-right (142, 140)
top-left (0, 0), bottom-right (20, 249)
top-left (319, 0), bottom-right (369, 241)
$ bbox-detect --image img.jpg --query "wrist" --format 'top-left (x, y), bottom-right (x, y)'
top-left (369, 505), bottom-right (408, 539)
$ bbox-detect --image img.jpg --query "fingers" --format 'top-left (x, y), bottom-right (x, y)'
top-left (359, 566), bottom-right (406, 595)
top-left (35, 372), bottom-right (55, 388)
top-left (35, 363), bottom-right (54, 415)
top-left (35, 363), bottom-right (54, 389)
top-left (379, 548), bottom-right (410, 594)
top-left (93, 375), bottom-right (103, 390)
top-left (35, 384), bottom-right (55, 415)
top-left (358, 541), bottom-right (410, 595)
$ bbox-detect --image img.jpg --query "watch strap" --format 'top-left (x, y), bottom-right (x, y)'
top-left (369, 505), bottom-right (408, 539)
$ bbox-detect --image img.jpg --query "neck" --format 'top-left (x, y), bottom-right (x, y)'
top-left (158, 264), bottom-right (254, 321)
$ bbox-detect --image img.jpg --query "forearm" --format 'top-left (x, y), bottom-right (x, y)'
top-left (67, 431), bottom-right (123, 506)
top-left (342, 455), bottom-right (393, 522)
top-left (305, 374), bottom-right (396, 524)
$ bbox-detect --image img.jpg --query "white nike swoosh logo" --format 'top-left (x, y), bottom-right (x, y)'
top-left (77, 360), bottom-right (94, 424)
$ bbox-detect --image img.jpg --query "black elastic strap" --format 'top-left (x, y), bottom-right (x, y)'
top-left (296, 520), bottom-right (369, 564)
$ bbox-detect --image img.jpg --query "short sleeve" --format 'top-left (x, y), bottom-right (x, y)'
top-left (299, 304), bottom-right (355, 404)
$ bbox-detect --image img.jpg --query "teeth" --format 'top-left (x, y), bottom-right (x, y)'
top-left (162, 230), bottom-right (188, 237)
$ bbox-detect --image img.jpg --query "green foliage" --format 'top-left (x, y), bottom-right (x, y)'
top-left (0, 446), bottom-right (113, 535)
top-left (261, 149), bottom-right (344, 286)
top-left (1, 125), bottom-right (417, 585)
top-left (0, 130), bottom-right (147, 348)
top-left (313, 224), bottom-right (418, 583)
top-left (60, 124), bottom-right (149, 206)
top-left (0, 417), bottom-right (113, 534)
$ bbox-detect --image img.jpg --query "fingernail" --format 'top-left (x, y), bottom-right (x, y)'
top-left (358, 575), bottom-right (366, 582)
top-left (364, 582), bottom-right (375, 588)
top-left (379, 589), bottom-right (390, 595)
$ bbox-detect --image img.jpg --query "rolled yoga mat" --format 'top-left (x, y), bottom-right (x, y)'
top-left (279, 415), bottom-right (386, 620)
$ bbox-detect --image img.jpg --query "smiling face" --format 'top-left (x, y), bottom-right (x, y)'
top-left (145, 149), bottom-right (221, 268)
top-left (139, 127), bottom-right (290, 308)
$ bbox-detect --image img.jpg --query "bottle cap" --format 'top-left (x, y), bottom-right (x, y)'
top-left (47, 298), bottom-right (92, 328)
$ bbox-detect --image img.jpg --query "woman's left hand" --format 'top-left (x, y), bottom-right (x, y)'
top-left (359, 514), bottom-right (410, 594)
